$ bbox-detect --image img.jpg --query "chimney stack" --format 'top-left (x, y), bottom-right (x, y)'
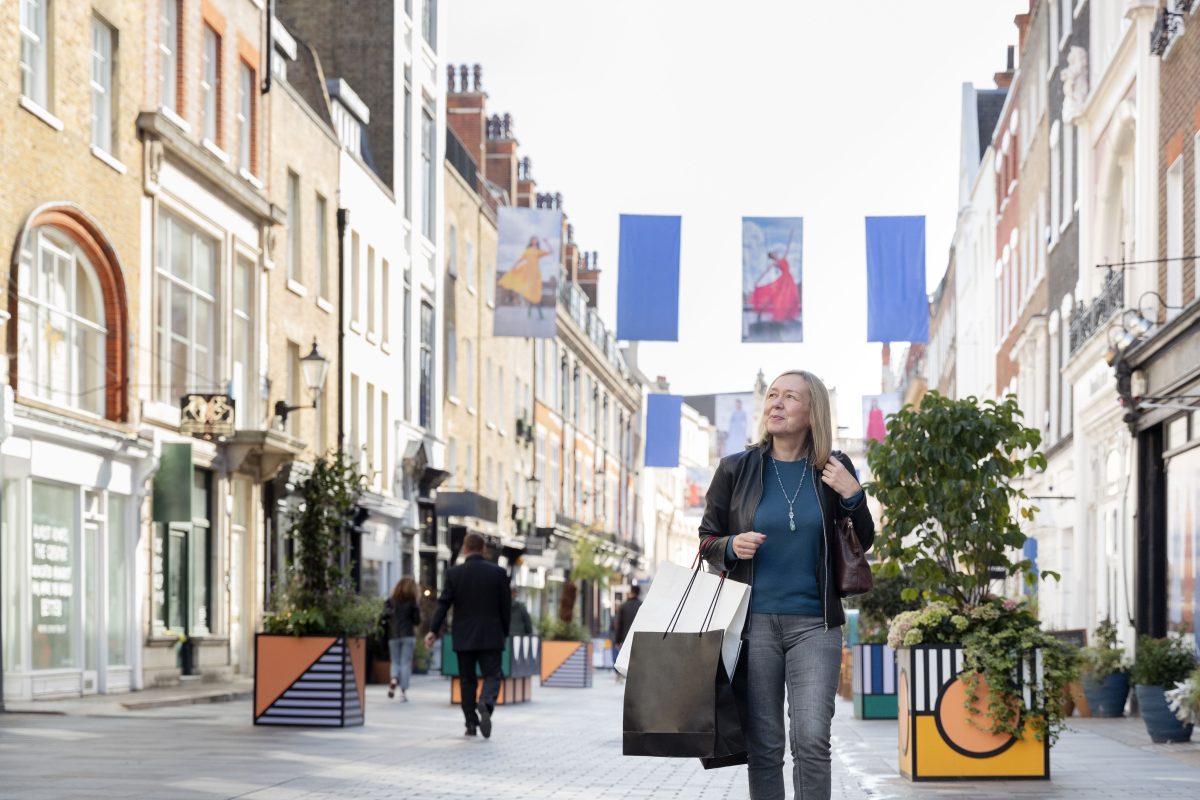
top-left (485, 112), bottom-right (518, 201)
top-left (994, 46), bottom-right (1015, 89)
top-left (517, 156), bottom-right (535, 207)
top-left (446, 63), bottom-right (487, 178)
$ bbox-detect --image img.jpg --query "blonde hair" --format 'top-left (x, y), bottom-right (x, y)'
top-left (753, 370), bottom-right (833, 467)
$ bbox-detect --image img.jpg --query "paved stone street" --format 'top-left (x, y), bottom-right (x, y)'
top-left (3, 673), bottom-right (1200, 799)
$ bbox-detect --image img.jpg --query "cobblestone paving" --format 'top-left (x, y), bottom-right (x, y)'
top-left (2, 672), bottom-right (1200, 799)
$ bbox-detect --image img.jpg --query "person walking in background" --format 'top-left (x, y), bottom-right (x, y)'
top-left (426, 533), bottom-right (512, 738)
top-left (510, 589), bottom-right (534, 636)
top-left (384, 577), bottom-right (421, 701)
top-left (612, 584), bottom-right (642, 682)
top-left (699, 370), bottom-right (874, 800)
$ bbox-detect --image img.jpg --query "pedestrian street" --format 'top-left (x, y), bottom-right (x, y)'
top-left (3, 673), bottom-right (1199, 800)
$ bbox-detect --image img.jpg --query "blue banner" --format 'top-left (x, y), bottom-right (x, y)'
top-left (644, 394), bottom-right (683, 468)
top-left (865, 216), bottom-right (928, 343)
top-left (617, 215), bottom-right (681, 341)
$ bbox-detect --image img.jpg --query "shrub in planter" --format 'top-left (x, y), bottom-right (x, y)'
top-left (256, 451), bottom-right (383, 726)
top-left (1078, 618), bottom-right (1130, 717)
top-left (1131, 635), bottom-right (1197, 743)
top-left (1165, 665), bottom-right (1200, 729)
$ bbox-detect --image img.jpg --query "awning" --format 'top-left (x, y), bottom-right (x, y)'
top-left (435, 490), bottom-right (499, 522)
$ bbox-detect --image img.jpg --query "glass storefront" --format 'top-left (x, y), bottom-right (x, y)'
top-left (1166, 443), bottom-right (1200, 643)
top-left (30, 482), bottom-right (77, 671)
top-left (107, 494), bottom-right (128, 666)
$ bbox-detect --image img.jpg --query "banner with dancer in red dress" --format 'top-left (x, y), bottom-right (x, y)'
top-left (742, 217), bottom-right (803, 342)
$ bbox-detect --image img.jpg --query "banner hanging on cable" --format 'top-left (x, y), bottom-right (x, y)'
top-left (494, 207), bottom-right (562, 339)
top-left (742, 217), bottom-right (803, 342)
top-left (617, 214), bottom-right (681, 341)
top-left (645, 394), bottom-right (683, 468)
top-left (865, 216), bottom-right (928, 343)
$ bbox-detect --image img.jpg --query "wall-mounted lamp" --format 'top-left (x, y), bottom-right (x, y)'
top-left (275, 338), bottom-right (330, 427)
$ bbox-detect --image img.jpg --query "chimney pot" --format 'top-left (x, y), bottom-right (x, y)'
top-left (502, 113), bottom-right (513, 138)
top-left (459, 65), bottom-right (469, 93)
top-left (554, 192), bottom-right (563, 209)
top-left (592, 251), bottom-right (599, 269)
top-left (447, 64), bottom-right (456, 92)
top-left (1006, 45), bottom-right (1014, 72)
top-left (473, 64), bottom-right (483, 92)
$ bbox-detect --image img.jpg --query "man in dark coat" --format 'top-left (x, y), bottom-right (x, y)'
top-left (613, 585), bottom-right (642, 650)
top-left (426, 533), bottom-right (511, 738)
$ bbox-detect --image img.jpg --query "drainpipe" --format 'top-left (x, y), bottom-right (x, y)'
top-left (336, 208), bottom-right (349, 449)
top-left (1, 306), bottom-right (10, 709)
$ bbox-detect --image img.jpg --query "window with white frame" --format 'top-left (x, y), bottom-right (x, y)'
top-left (1063, 120), bottom-right (1074, 222)
top-left (286, 340), bottom-right (300, 435)
top-left (286, 171), bottom-right (301, 283)
top-left (17, 227), bottom-right (108, 415)
top-left (231, 255), bottom-right (254, 429)
top-left (155, 212), bottom-right (217, 404)
top-left (465, 442), bottom-right (474, 488)
top-left (447, 224), bottom-right (458, 278)
top-left (1050, 122), bottom-right (1061, 240)
top-left (237, 61), bottom-right (254, 172)
top-left (201, 26), bottom-right (221, 145)
top-left (498, 365), bottom-right (506, 428)
top-left (464, 238), bottom-right (475, 291)
top-left (159, 0), bottom-right (180, 112)
top-left (485, 358), bottom-right (493, 423)
top-left (484, 245), bottom-right (494, 306)
top-left (367, 245), bottom-right (377, 335)
top-left (380, 391), bottom-right (390, 492)
top-left (446, 324), bottom-right (457, 398)
top-left (20, 0), bottom-right (49, 107)
top-left (91, 17), bottom-right (116, 153)
top-left (366, 383), bottom-right (376, 481)
top-left (403, 70), bottom-right (412, 221)
top-left (1060, 0), bottom-right (1072, 46)
top-left (464, 339), bottom-right (475, 408)
top-left (315, 194), bottom-right (328, 299)
top-left (447, 436), bottom-right (458, 485)
top-left (350, 230), bottom-right (360, 325)
top-left (1195, 134), bottom-right (1200, 303)
top-left (1048, 1), bottom-right (1059, 60)
top-left (381, 259), bottom-right (390, 343)
top-left (350, 373), bottom-right (360, 453)
top-left (421, 103), bottom-right (436, 241)
top-left (422, 0), bottom-right (437, 49)
top-left (1166, 156), bottom-right (1184, 315)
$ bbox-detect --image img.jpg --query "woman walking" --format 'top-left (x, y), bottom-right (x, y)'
top-left (384, 577), bottom-right (421, 701)
top-left (698, 370), bottom-right (874, 799)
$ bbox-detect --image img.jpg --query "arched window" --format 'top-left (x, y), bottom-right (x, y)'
top-left (11, 207), bottom-right (128, 420)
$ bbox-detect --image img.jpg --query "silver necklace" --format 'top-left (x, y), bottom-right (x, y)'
top-left (770, 456), bottom-right (807, 532)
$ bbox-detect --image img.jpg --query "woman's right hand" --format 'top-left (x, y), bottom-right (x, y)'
top-left (730, 531), bottom-right (767, 560)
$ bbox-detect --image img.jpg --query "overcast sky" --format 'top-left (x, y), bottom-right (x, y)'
top-left (446, 0), bottom-right (1027, 436)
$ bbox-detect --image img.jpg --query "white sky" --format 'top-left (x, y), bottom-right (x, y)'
top-left (446, 0), bottom-right (1028, 436)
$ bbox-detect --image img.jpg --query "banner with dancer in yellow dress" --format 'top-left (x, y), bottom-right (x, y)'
top-left (494, 208), bottom-right (562, 338)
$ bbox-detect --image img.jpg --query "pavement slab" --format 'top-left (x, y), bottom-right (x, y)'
top-left (2, 672), bottom-right (1199, 799)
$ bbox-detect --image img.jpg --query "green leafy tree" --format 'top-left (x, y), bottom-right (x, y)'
top-left (263, 450), bottom-right (382, 637)
top-left (865, 393), bottom-right (1053, 608)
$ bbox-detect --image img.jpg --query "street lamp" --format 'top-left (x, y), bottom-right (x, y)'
top-left (275, 338), bottom-right (330, 426)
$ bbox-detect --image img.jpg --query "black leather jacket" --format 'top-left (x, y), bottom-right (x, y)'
top-left (698, 444), bottom-right (875, 630)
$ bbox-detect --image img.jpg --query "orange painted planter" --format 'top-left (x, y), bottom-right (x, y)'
top-left (897, 645), bottom-right (1048, 781)
top-left (540, 640), bottom-right (593, 687)
top-left (254, 634), bottom-right (366, 727)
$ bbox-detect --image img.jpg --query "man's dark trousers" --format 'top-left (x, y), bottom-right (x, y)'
top-left (457, 649), bottom-right (503, 725)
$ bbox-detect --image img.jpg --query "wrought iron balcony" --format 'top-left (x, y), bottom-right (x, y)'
top-left (1068, 269), bottom-right (1124, 355)
top-left (1150, 7), bottom-right (1185, 56)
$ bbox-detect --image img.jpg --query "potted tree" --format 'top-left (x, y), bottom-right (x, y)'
top-left (1079, 618), bottom-right (1131, 717)
top-left (255, 451), bottom-right (383, 726)
top-left (539, 537), bottom-right (606, 688)
top-left (1131, 635), bottom-right (1197, 743)
top-left (846, 567), bottom-right (920, 719)
top-left (868, 393), bottom-right (1076, 781)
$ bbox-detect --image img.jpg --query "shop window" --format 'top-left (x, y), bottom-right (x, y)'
top-left (30, 482), bottom-right (77, 670)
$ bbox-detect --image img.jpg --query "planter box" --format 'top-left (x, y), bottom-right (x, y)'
top-left (1135, 684), bottom-right (1195, 743)
top-left (440, 635), bottom-right (540, 705)
top-left (853, 643), bottom-right (898, 720)
top-left (896, 645), bottom-right (1049, 781)
top-left (254, 634), bottom-right (366, 727)
top-left (1082, 672), bottom-right (1129, 717)
top-left (540, 640), bottom-right (593, 688)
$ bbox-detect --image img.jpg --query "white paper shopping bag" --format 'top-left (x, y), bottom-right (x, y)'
top-left (614, 561), bottom-right (750, 678)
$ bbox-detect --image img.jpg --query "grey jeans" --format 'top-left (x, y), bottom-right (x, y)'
top-left (745, 614), bottom-right (842, 800)
top-left (388, 636), bottom-right (416, 689)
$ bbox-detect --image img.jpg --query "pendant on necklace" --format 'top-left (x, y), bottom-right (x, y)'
top-left (788, 510), bottom-right (796, 532)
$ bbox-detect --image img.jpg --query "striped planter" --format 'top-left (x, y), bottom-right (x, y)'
top-left (254, 634), bottom-right (365, 727)
top-left (852, 643), bottom-right (898, 719)
top-left (540, 640), bottom-right (593, 688)
top-left (442, 635), bottom-right (541, 706)
top-left (896, 645), bottom-right (1048, 781)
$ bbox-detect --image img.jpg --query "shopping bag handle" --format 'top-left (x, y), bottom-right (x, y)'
top-left (666, 541), bottom-right (727, 638)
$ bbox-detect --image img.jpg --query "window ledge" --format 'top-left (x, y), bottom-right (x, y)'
top-left (160, 106), bottom-right (191, 134)
top-left (380, 340), bottom-right (392, 355)
top-left (91, 146), bottom-right (128, 174)
top-left (239, 168), bottom-right (264, 189)
top-left (19, 96), bottom-right (64, 131)
top-left (466, 285), bottom-right (477, 296)
top-left (349, 320), bottom-right (362, 334)
top-left (142, 400), bottom-right (182, 428)
top-left (366, 330), bottom-right (378, 345)
top-left (448, 395), bottom-right (461, 406)
top-left (316, 296), bottom-right (335, 314)
top-left (486, 421), bottom-right (497, 431)
top-left (286, 278), bottom-right (308, 297)
top-left (467, 407), bottom-right (477, 416)
top-left (202, 138), bottom-right (231, 163)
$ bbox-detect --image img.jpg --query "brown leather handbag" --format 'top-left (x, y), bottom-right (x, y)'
top-left (834, 515), bottom-right (873, 597)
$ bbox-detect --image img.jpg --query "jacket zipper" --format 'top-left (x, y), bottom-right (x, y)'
top-left (813, 459), bottom-right (829, 632)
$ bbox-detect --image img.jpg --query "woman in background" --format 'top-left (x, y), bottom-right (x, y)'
top-left (385, 577), bottom-right (421, 701)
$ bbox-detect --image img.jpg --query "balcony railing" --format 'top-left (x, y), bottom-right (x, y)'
top-left (1068, 269), bottom-right (1124, 354)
